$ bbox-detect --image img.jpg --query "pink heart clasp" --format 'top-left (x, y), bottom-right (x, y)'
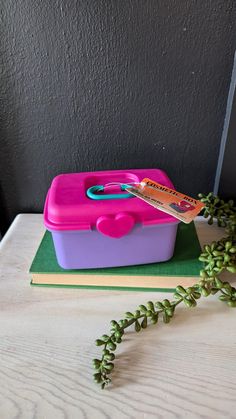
top-left (96, 213), bottom-right (135, 238)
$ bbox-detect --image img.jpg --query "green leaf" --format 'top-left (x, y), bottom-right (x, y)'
top-left (110, 320), bottom-right (119, 328)
top-left (199, 256), bottom-right (209, 262)
top-left (101, 335), bottom-right (110, 342)
top-left (214, 277), bottom-right (223, 288)
top-left (174, 292), bottom-right (182, 300)
top-left (223, 282), bottom-right (233, 293)
top-left (155, 302), bottom-right (163, 309)
top-left (125, 312), bottom-right (134, 318)
top-left (224, 254), bottom-right (231, 263)
top-left (213, 250), bottom-right (223, 257)
top-left (201, 287), bottom-right (210, 297)
top-left (104, 363), bottom-right (114, 372)
top-left (225, 241), bottom-right (232, 252)
top-left (200, 270), bottom-right (209, 278)
top-left (192, 291), bottom-right (201, 299)
top-left (227, 300), bottom-right (236, 307)
top-left (107, 341), bottom-right (116, 351)
top-left (183, 298), bottom-right (193, 308)
top-left (163, 312), bottom-right (170, 323)
top-left (211, 242), bottom-right (217, 251)
top-left (175, 285), bottom-right (187, 295)
top-left (204, 245), bottom-right (211, 253)
top-left (218, 295), bottom-right (231, 302)
top-left (166, 308), bottom-right (174, 317)
top-left (139, 305), bottom-right (147, 313)
top-left (150, 314), bottom-right (158, 324)
top-left (118, 320), bottom-right (123, 327)
top-left (162, 299), bottom-right (171, 307)
top-left (190, 299), bottom-right (197, 307)
top-left (210, 288), bottom-right (218, 295)
top-left (141, 316), bottom-right (147, 329)
top-left (216, 261), bottom-right (223, 268)
top-left (226, 266), bottom-right (236, 273)
top-left (92, 359), bottom-right (101, 369)
top-left (135, 320), bottom-right (141, 332)
top-left (104, 353), bottom-right (115, 361)
top-left (115, 331), bottom-right (122, 339)
top-left (186, 287), bottom-right (194, 295)
top-left (146, 301), bottom-right (154, 311)
top-left (95, 339), bottom-right (105, 346)
top-left (93, 372), bottom-right (102, 383)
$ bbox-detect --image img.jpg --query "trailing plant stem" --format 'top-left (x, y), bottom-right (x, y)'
top-left (93, 193), bottom-right (236, 389)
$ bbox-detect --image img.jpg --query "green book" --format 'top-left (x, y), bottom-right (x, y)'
top-left (30, 222), bottom-right (202, 292)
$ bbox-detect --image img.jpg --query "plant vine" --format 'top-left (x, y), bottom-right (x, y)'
top-left (93, 193), bottom-right (236, 389)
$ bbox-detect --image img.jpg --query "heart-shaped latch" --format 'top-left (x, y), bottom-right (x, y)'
top-left (96, 213), bottom-right (135, 238)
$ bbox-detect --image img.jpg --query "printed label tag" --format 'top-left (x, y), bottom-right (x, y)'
top-left (126, 178), bottom-right (205, 223)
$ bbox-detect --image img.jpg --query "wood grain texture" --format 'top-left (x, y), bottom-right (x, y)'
top-left (0, 215), bottom-right (236, 419)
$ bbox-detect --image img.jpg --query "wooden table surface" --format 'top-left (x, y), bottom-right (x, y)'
top-left (0, 215), bottom-right (235, 419)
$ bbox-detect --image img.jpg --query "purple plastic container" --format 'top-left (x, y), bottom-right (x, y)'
top-left (44, 169), bottom-right (179, 269)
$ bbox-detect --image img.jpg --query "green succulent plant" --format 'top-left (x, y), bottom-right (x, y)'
top-left (93, 192), bottom-right (236, 389)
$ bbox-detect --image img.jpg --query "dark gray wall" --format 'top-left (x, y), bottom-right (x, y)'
top-left (219, 90), bottom-right (236, 200)
top-left (1, 0), bottom-right (236, 232)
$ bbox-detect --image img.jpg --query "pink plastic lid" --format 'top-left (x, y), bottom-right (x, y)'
top-left (44, 169), bottom-right (178, 231)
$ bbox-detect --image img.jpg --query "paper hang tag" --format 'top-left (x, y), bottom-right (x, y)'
top-left (126, 178), bottom-right (205, 224)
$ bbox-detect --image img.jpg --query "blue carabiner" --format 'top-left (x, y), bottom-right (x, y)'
top-left (86, 184), bottom-right (133, 200)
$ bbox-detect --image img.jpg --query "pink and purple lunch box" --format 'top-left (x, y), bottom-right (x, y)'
top-left (43, 169), bottom-right (179, 269)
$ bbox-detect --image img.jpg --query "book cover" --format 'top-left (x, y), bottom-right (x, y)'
top-left (30, 222), bottom-right (202, 291)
